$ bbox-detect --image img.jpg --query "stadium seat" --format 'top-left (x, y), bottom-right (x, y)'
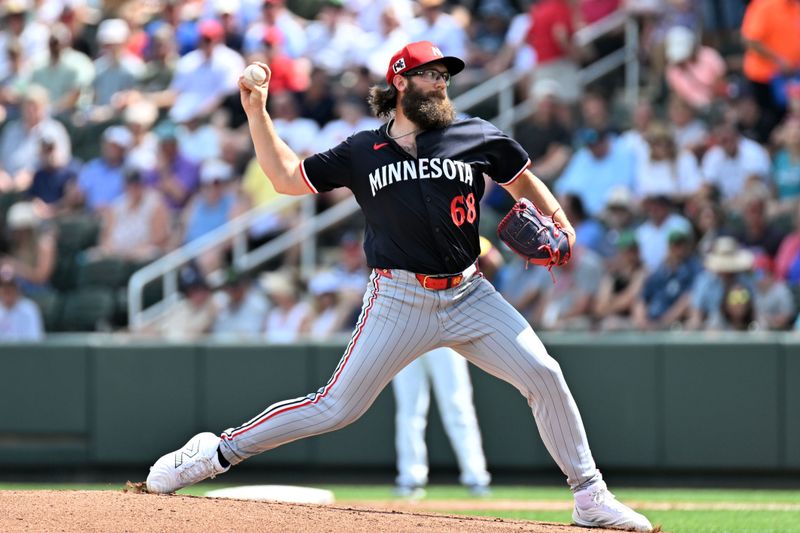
top-left (28, 290), bottom-right (62, 332)
top-left (57, 287), bottom-right (115, 332)
top-left (77, 257), bottom-right (133, 289)
top-left (56, 214), bottom-right (100, 253)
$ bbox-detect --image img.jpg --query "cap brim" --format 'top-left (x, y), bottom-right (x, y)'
top-left (418, 56), bottom-right (465, 77)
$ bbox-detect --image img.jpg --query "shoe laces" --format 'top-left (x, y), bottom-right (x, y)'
top-left (178, 456), bottom-right (217, 484)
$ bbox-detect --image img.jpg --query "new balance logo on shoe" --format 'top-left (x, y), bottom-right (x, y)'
top-left (174, 437), bottom-right (201, 468)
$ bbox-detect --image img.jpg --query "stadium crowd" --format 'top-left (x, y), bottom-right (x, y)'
top-left (0, 0), bottom-right (798, 342)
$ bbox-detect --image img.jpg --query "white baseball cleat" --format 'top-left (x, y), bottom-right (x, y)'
top-left (146, 432), bottom-right (230, 494)
top-left (573, 480), bottom-right (653, 532)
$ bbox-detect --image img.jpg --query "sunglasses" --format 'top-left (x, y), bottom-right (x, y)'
top-left (403, 69), bottom-right (450, 86)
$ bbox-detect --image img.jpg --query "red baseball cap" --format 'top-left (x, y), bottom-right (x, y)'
top-left (386, 40), bottom-right (465, 85)
top-left (199, 19), bottom-right (224, 41)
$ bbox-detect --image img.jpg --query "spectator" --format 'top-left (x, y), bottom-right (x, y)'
top-left (701, 121), bottom-right (771, 207)
top-left (215, 0), bottom-right (246, 53)
top-left (687, 236), bottom-right (756, 329)
top-left (0, 2), bottom-right (48, 84)
top-left (0, 85), bottom-right (71, 193)
top-left (88, 168), bottom-right (169, 263)
top-left (741, 0), bottom-right (800, 134)
top-left (513, 79), bottom-right (573, 183)
top-left (361, 4), bottom-right (412, 80)
top-left (525, 0), bottom-right (582, 104)
top-left (707, 283), bottom-right (757, 331)
top-left (408, 0), bottom-right (467, 61)
top-left (136, 24), bottom-right (178, 98)
top-left (726, 187), bottom-right (787, 258)
top-left (346, 0), bottom-right (414, 35)
top-left (0, 201), bottom-right (56, 296)
top-left (752, 254), bottom-right (796, 330)
top-left (307, 271), bottom-right (353, 340)
top-left (29, 23), bottom-right (93, 117)
top-left (600, 185), bottom-right (639, 251)
top-left (318, 95), bottom-right (382, 151)
top-left (124, 99), bottom-right (160, 172)
top-left (90, 18), bottom-right (144, 122)
top-left (668, 96), bottom-right (708, 157)
top-left (664, 25), bottom-right (726, 112)
top-left (143, 124), bottom-right (201, 215)
top-left (633, 229), bottom-right (701, 330)
top-left (534, 246), bottom-right (604, 330)
top-left (635, 194), bottom-right (693, 272)
top-left (243, 0), bottom-right (308, 59)
top-left (619, 99), bottom-right (655, 162)
top-left (0, 38), bottom-right (31, 123)
top-left (485, 0), bottom-right (535, 84)
top-left (555, 127), bottom-right (636, 217)
top-left (297, 68), bottom-right (337, 127)
top-left (635, 121), bottom-right (702, 202)
top-left (26, 132), bottom-right (79, 218)
top-left (593, 231), bottom-right (647, 331)
top-left (249, 27), bottom-right (309, 97)
top-left (212, 269), bottom-right (270, 340)
top-left (182, 159), bottom-right (247, 274)
top-left (774, 202), bottom-right (800, 284)
top-left (692, 200), bottom-right (726, 258)
top-left (71, 125), bottom-right (133, 212)
top-left (270, 92), bottom-right (321, 157)
top-left (304, 0), bottom-right (366, 75)
top-left (173, 106), bottom-right (221, 165)
top-left (560, 193), bottom-right (606, 256)
top-left (468, 0), bottom-right (515, 70)
top-left (168, 19), bottom-right (245, 127)
top-left (771, 118), bottom-right (800, 217)
top-left (262, 270), bottom-right (312, 343)
top-left (142, 264), bottom-right (217, 340)
top-left (0, 265), bottom-right (44, 342)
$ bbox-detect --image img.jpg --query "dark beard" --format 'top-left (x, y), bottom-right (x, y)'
top-left (400, 80), bottom-right (456, 130)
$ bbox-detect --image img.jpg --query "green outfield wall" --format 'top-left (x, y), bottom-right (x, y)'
top-left (1, 332), bottom-right (798, 472)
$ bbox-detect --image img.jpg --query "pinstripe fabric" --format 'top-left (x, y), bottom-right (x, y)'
top-left (218, 268), bottom-right (600, 491)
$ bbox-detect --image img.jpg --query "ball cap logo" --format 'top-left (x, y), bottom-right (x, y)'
top-left (386, 40), bottom-right (465, 85)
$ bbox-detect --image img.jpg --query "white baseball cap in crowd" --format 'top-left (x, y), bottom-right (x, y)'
top-left (532, 78), bottom-right (562, 101)
top-left (103, 125), bottom-right (134, 149)
top-left (6, 201), bottom-right (40, 230)
top-left (97, 18), bottom-right (130, 45)
top-left (309, 271), bottom-right (341, 296)
top-left (665, 26), bottom-right (695, 64)
top-left (200, 159), bottom-right (233, 184)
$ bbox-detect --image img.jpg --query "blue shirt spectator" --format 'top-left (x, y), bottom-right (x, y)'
top-left (688, 236), bottom-right (757, 328)
top-left (76, 126), bottom-right (132, 211)
top-left (555, 129), bottom-right (636, 217)
top-left (28, 160), bottom-right (79, 205)
top-left (772, 148), bottom-right (800, 200)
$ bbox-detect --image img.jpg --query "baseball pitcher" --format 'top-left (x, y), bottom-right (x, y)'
top-left (146, 41), bottom-right (652, 532)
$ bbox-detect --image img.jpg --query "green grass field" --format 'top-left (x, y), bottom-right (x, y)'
top-left (3, 483), bottom-right (799, 533)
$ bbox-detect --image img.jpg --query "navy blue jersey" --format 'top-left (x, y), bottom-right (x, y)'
top-left (301, 117), bottom-right (530, 274)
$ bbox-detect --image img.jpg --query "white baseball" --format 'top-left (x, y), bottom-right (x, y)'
top-left (244, 64), bottom-right (267, 85)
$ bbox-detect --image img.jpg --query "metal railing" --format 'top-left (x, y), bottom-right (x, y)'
top-left (127, 10), bottom-right (640, 330)
top-left (127, 195), bottom-right (360, 330)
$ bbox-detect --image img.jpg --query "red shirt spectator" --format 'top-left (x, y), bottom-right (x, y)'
top-left (579, 0), bottom-right (620, 25)
top-left (261, 28), bottom-right (309, 95)
top-left (526, 0), bottom-right (574, 65)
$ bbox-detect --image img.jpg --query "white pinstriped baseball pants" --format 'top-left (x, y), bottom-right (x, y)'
top-left (219, 267), bottom-right (601, 490)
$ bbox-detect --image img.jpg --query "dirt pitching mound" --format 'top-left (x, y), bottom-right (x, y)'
top-left (0, 490), bottom-right (627, 533)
